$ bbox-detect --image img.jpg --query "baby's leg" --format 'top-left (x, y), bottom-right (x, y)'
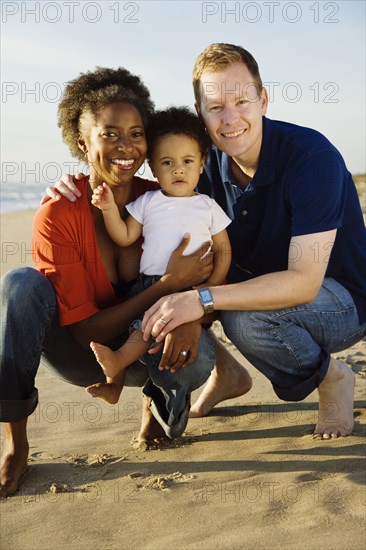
top-left (86, 330), bottom-right (149, 404)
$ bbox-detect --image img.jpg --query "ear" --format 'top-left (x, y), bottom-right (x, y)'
top-left (199, 155), bottom-right (205, 174)
top-left (260, 88), bottom-right (269, 115)
top-left (194, 103), bottom-right (201, 116)
top-left (77, 135), bottom-right (88, 155)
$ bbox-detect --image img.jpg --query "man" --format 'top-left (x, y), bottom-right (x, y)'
top-left (142, 43), bottom-right (366, 439)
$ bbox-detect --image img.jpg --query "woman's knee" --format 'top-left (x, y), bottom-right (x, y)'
top-left (1, 267), bottom-right (56, 318)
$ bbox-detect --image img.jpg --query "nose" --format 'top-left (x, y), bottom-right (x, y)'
top-left (222, 104), bottom-right (240, 125)
top-left (173, 163), bottom-right (184, 174)
top-left (117, 136), bottom-right (133, 153)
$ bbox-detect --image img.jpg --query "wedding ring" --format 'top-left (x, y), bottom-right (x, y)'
top-left (180, 351), bottom-right (188, 357)
top-left (159, 317), bottom-right (168, 325)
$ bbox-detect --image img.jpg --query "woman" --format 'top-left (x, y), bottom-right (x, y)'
top-left (0, 67), bottom-right (217, 498)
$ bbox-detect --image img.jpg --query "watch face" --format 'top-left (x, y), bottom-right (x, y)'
top-left (200, 289), bottom-right (212, 303)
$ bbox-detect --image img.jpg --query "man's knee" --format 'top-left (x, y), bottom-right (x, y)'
top-left (220, 310), bottom-right (271, 354)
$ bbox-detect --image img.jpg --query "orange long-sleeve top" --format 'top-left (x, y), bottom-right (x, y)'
top-left (32, 176), bottom-right (158, 326)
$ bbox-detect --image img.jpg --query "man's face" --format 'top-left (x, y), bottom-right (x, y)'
top-left (197, 62), bottom-right (268, 173)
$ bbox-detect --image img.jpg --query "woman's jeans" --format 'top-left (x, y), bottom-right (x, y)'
top-left (0, 268), bottom-right (215, 436)
top-left (221, 278), bottom-right (366, 401)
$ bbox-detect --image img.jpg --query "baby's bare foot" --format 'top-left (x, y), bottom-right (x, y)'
top-left (90, 341), bottom-right (120, 378)
top-left (85, 382), bottom-right (121, 405)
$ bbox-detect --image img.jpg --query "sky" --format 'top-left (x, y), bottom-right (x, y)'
top-left (1, 0), bottom-right (365, 185)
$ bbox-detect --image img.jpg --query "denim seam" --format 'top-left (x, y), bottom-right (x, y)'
top-left (272, 306), bottom-right (356, 319)
top-left (270, 326), bottom-right (303, 368)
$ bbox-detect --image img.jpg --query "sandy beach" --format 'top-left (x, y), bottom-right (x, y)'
top-left (1, 208), bottom-right (365, 550)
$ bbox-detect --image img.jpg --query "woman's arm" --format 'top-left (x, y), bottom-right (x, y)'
top-left (70, 234), bottom-right (213, 348)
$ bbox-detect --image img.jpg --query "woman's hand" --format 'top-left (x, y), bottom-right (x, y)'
top-left (40, 172), bottom-right (85, 204)
top-left (149, 321), bottom-right (202, 372)
top-left (161, 233), bottom-right (213, 292)
top-left (142, 290), bottom-right (204, 342)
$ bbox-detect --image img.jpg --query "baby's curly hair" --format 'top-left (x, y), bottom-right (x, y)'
top-left (58, 67), bottom-right (154, 160)
top-left (146, 106), bottom-right (211, 162)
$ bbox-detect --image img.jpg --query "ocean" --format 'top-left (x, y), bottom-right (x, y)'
top-left (1, 182), bottom-right (46, 214)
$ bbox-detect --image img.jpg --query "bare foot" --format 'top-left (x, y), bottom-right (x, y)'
top-left (137, 397), bottom-right (172, 448)
top-left (90, 341), bottom-right (121, 378)
top-left (314, 358), bottom-right (355, 439)
top-left (85, 382), bottom-right (121, 405)
top-left (190, 333), bottom-right (252, 418)
top-left (1, 420), bottom-right (29, 498)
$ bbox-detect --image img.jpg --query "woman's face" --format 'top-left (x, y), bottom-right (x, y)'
top-left (78, 102), bottom-right (147, 187)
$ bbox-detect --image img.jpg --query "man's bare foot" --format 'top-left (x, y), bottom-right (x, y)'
top-left (137, 397), bottom-right (172, 448)
top-left (189, 333), bottom-right (252, 418)
top-left (85, 382), bottom-right (121, 405)
top-left (314, 358), bottom-right (355, 439)
top-left (90, 341), bottom-right (120, 378)
top-left (1, 420), bottom-right (29, 498)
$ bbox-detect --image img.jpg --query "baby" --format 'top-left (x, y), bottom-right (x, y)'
top-left (87, 107), bottom-right (232, 404)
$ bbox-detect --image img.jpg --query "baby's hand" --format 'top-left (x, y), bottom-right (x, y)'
top-left (91, 183), bottom-right (115, 211)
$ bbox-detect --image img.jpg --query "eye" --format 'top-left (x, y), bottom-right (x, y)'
top-left (237, 99), bottom-right (249, 106)
top-left (102, 131), bottom-right (117, 138)
top-left (131, 130), bottom-right (145, 139)
top-left (162, 160), bottom-right (172, 166)
top-left (208, 105), bottom-right (221, 112)
top-left (184, 159), bottom-right (193, 164)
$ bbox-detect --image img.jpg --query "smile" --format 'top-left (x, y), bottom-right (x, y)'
top-left (221, 129), bottom-right (245, 138)
top-left (111, 159), bottom-right (135, 166)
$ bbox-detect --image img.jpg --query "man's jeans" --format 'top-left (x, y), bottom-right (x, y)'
top-left (221, 278), bottom-right (366, 401)
top-left (0, 268), bottom-right (215, 434)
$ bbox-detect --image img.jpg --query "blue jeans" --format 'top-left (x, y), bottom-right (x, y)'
top-left (0, 268), bottom-right (215, 434)
top-left (221, 278), bottom-right (366, 401)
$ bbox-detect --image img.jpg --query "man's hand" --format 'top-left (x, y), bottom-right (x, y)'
top-left (41, 172), bottom-right (85, 204)
top-left (142, 290), bottom-right (204, 343)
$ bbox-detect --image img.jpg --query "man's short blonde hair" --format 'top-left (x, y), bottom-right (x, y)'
top-left (193, 43), bottom-right (263, 106)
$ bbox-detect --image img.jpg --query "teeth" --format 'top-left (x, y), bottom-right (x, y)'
top-left (112, 159), bottom-right (134, 166)
top-left (222, 130), bottom-right (244, 138)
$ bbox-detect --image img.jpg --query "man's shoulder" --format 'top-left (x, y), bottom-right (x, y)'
top-left (268, 117), bottom-right (338, 156)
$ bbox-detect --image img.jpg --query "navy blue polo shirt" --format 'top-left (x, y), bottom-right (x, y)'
top-left (197, 116), bottom-right (366, 323)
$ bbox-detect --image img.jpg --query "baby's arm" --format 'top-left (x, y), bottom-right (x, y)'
top-left (91, 183), bottom-right (142, 246)
top-left (204, 229), bottom-right (232, 286)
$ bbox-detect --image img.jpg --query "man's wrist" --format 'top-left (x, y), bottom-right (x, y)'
top-left (197, 287), bottom-right (215, 314)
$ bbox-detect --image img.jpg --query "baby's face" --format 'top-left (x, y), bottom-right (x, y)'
top-left (150, 133), bottom-right (205, 197)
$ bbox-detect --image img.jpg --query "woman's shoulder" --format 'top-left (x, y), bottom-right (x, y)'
top-left (34, 177), bottom-right (89, 225)
top-left (133, 176), bottom-right (160, 198)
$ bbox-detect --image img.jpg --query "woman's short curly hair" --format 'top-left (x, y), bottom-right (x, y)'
top-left (58, 67), bottom-right (155, 160)
top-left (146, 106), bottom-right (211, 162)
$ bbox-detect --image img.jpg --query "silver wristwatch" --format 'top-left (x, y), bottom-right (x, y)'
top-left (197, 287), bottom-right (214, 314)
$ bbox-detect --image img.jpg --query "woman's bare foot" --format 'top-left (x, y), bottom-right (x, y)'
top-left (314, 358), bottom-right (355, 439)
top-left (0, 420), bottom-right (29, 498)
top-left (190, 333), bottom-right (252, 418)
top-left (85, 382), bottom-right (121, 404)
top-left (137, 397), bottom-right (172, 447)
top-left (90, 341), bottom-right (121, 378)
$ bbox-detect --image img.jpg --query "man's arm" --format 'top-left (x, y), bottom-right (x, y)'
top-left (142, 229), bottom-right (337, 341)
